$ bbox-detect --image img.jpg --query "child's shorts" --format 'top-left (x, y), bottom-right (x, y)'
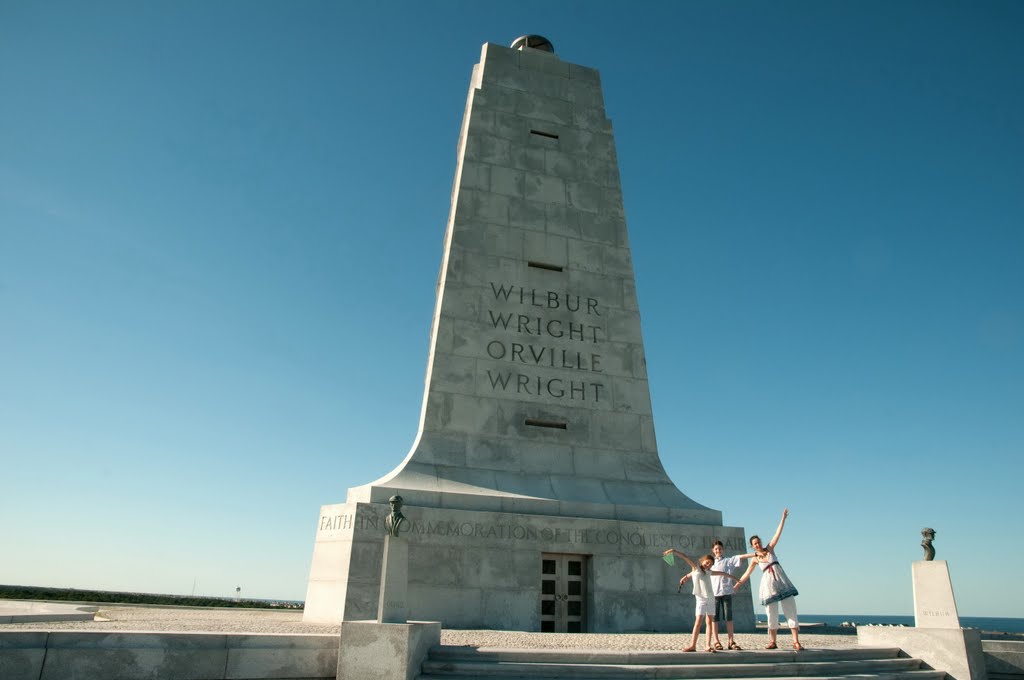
top-left (694, 596), bottom-right (714, 617)
top-left (715, 594), bottom-right (734, 622)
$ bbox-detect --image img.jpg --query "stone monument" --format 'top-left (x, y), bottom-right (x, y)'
top-left (304, 36), bottom-right (753, 633)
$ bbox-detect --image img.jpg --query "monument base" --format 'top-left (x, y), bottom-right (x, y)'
top-left (858, 627), bottom-right (987, 680)
top-left (337, 620), bottom-right (440, 680)
top-left (305, 501), bottom-right (753, 633)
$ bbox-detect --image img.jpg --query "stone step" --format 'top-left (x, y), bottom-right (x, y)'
top-left (418, 674), bottom-right (945, 680)
top-left (427, 646), bottom-right (905, 665)
top-left (416, 645), bottom-right (946, 680)
top-left (420, 659), bottom-right (929, 678)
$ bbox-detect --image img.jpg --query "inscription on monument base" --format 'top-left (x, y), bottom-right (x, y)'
top-left (316, 508), bottom-right (745, 551)
top-left (307, 501), bottom-right (752, 632)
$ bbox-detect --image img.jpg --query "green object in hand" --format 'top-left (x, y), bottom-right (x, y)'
top-left (662, 553), bottom-right (674, 566)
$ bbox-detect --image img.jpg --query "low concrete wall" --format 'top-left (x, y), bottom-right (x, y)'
top-left (337, 621), bottom-right (441, 680)
top-left (0, 631), bottom-right (337, 680)
top-left (984, 640), bottom-right (1024, 680)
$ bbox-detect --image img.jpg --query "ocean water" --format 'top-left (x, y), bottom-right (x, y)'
top-left (780, 614), bottom-right (1024, 634)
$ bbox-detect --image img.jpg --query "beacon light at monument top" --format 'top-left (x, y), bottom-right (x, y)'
top-left (304, 36), bottom-right (754, 633)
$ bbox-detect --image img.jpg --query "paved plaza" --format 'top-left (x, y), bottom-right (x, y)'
top-left (0, 604), bottom-right (857, 650)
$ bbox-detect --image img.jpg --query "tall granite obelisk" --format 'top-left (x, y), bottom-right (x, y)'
top-left (304, 36), bottom-right (753, 633)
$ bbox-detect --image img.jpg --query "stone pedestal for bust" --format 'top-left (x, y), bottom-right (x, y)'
top-left (858, 560), bottom-right (986, 680)
top-left (912, 560), bottom-right (960, 628)
top-left (377, 535), bottom-right (408, 624)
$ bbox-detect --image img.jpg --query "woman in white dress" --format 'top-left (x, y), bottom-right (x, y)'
top-left (734, 508), bottom-right (803, 650)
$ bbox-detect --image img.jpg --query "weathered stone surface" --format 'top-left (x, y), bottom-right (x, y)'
top-left (226, 635), bottom-right (336, 679)
top-left (0, 632), bottom-right (46, 680)
top-left (337, 621), bottom-right (440, 680)
top-left (0, 631), bottom-right (338, 680)
top-left (40, 632), bottom-right (228, 680)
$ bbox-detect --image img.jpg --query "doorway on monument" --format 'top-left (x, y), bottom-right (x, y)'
top-left (540, 553), bottom-right (588, 633)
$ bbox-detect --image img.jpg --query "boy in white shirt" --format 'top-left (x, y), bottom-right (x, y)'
top-left (710, 540), bottom-right (754, 650)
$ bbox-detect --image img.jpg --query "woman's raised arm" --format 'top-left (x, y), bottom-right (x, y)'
top-left (767, 508), bottom-right (789, 550)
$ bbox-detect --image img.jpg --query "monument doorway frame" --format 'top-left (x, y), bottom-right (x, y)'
top-left (540, 552), bottom-right (589, 633)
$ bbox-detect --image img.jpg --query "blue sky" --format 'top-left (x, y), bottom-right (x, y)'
top-left (1, 1), bottom-right (1021, 618)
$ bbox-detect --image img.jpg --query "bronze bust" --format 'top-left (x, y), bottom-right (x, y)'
top-left (385, 495), bottom-right (407, 537)
top-left (921, 527), bottom-right (936, 561)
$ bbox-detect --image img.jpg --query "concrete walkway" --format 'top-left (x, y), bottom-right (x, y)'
top-left (0, 604), bottom-right (858, 650)
top-left (0, 600), bottom-right (97, 624)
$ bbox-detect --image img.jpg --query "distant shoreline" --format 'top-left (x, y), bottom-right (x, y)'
top-left (781, 613), bottom-right (1024, 638)
top-left (0, 585), bottom-right (302, 610)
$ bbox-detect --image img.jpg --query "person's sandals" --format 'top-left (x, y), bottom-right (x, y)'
top-left (714, 642), bottom-right (724, 651)
top-left (765, 642), bottom-right (778, 649)
top-left (681, 647), bottom-right (696, 652)
top-left (728, 642), bottom-right (742, 650)
top-left (793, 643), bottom-right (804, 651)
top-left (705, 647), bottom-right (716, 653)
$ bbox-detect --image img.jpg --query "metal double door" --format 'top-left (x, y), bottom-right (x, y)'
top-left (540, 553), bottom-right (587, 632)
